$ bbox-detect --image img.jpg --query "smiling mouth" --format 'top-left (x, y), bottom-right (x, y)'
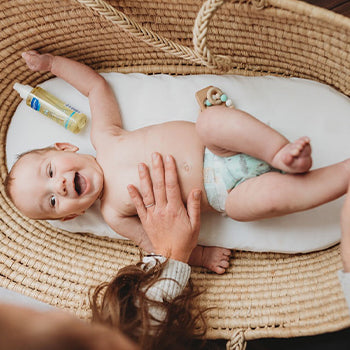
top-left (74, 172), bottom-right (86, 195)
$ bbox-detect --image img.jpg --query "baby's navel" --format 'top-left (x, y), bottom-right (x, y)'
top-left (182, 162), bottom-right (191, 173)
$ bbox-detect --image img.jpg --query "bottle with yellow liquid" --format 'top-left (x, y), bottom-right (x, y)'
top-left (13, 83), bottom-right (87, 134)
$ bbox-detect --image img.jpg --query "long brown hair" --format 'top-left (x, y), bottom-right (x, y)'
top-left (90, 258), bottom-right (211, 350)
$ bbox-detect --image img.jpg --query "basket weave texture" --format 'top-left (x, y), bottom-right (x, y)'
top-left (1, 0), bottom-right (350, 346)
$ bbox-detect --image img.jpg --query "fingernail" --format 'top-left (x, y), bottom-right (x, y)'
top-left (138, 163), bottom-right (146, 172)
top-left (127, 185), bottom-right (133, 192)
top-left (166, 155), bottom-right (171, 162)
top-left (194, 190), bottom-right (201, 199)
top-left (152, 153), bottom-right (159, 162)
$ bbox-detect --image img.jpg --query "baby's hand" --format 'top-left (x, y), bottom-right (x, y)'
top-left (22, 51), bottom-right (53, 72)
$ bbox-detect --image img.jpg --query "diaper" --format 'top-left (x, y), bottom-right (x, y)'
top-left (203, 148), bottom-right (279, 212)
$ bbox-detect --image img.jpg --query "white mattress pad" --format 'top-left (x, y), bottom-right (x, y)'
top-left (6, 73), bottom-right (350, 253)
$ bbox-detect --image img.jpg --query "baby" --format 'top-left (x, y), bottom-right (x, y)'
top-left (6, 51), bottom-right (350, 274)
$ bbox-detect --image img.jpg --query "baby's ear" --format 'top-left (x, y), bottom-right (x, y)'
top-left (54, 142), bottom-right (79, 152)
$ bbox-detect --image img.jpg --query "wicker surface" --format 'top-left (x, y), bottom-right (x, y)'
top-left (1, 0), bottom-right (350, 347)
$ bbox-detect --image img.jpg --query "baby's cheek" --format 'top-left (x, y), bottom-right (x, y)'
top-left (65, 157), bottom-right (79, 168)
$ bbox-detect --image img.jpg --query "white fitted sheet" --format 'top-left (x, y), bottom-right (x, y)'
top-left (7, 73), bottom-right (350, 253)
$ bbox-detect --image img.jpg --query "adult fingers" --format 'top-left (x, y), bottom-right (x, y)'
top-left (187, 189), bottom-right (202, 235)
top-left (164, 155), bottom-right (183, 205)
top-left (127, 184), bottom-right (147, 220)
top-left (151, 153), bottom-right (166, 206)
top-left (138, 163), bottom-right (155, 208)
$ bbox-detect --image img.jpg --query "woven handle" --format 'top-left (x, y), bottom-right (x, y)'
top-left (193, 0), bottom-right (268, 68)
top-left (193, 0), bottom-right (232, 68)
top-left (76, 0), bottom-right (204, 64)
top-left (76, 0), bottom-right (266, 69)
top-left (226, 329), bottom-right (246, 350)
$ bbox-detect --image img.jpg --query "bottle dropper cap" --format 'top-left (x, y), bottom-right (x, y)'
top-left (13, 83), bottom-right (33, 99)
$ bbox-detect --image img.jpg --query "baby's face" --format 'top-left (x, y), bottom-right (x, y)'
top-left (10, 147), bottom-right (104, 220)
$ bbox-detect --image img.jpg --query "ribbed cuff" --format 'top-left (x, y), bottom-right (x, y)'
top-left (141, 256), bottom-right (191, 302)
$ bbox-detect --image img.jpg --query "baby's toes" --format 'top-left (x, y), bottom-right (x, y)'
top-left (296, 137), bottom-right (310, 151)
top-left (300, 136), bottom-right (310, 144)
top-left (220, 259), bottom-right (230, 268)
top-left (220, 249), bottom-right (232, 258)
top-left (213, 260), bottom-right (230, 274)
top-left (281, 152), bottom-right (294, 165)
top-left (292, 142), bottom-right (310, 157)
top-left (212, 265), bottom-right (226, 275)
top-left (209, 255), bottom-right (230, 273)
top-left (202, 247), bottom-right (232, 274)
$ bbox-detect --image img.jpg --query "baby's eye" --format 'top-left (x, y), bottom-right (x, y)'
top-left (49, 164), bottom-right (53, 178)
top-left (49, 195), bottom-right (56, 208)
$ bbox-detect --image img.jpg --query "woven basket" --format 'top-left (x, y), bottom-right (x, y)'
top-left (1, 0), bottom-right (350, 348)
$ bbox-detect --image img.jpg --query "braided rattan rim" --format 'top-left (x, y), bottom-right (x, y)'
top-left (78, 0), bottom-right (350, 78)
top-left (0, 0), bottom-right (350, 346)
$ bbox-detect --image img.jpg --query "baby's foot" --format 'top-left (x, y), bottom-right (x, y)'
top-left (188, 245), bottom-right (231, 274)
top-left (273, 136), bottom-right (312, 173)
top-left (22, 51), bottom-right (53, 72)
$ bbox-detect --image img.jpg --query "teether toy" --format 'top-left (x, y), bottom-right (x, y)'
top-left (195, 85), bottom-right (234, 112)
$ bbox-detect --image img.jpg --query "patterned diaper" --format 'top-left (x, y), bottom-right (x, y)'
top-left (203, 148), bottom-right (279, 212)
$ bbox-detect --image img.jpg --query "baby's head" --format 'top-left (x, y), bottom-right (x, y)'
top-left (5, 142), bottom-right (104, 221)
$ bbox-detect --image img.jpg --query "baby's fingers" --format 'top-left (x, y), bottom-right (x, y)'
top-left (22, 51), bottom-right (53, 72)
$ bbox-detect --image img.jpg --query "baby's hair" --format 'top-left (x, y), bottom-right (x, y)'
top-left (90, 257), bottom-right (213, 350)
top-left (4, 146), bottom-right (55, 203)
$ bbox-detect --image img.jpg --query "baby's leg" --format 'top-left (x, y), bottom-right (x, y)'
top-left (188, 245), bottom-right (231, 274)
top-left (225, 159), bottom-right (350, 221)
top-left (196, 104), bottom-right (312, 173)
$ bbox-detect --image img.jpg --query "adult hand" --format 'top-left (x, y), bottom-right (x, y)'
top-left (127, 153), bottom-right (202, 263)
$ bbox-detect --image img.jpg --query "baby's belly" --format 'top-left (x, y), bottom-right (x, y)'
top-left (104, 156), bottom-right (212, 216)
top-left (100, 122), bottom-right (213, 214)
top-left (142, 125), bottom-right (211, 210)
top-left (120, 158), bottom-right (211, 214)
top-left (176, 154), bottom-right (210, 205)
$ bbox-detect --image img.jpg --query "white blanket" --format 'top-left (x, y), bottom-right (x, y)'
top-left (7, 73), bottom-right (350, 253)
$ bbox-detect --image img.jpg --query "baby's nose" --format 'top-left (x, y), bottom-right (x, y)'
top-left (55, 177), bottom-right (67, 196)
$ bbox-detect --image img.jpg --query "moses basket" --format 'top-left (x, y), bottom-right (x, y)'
top-left (1, 0), bottom-right (350, 348)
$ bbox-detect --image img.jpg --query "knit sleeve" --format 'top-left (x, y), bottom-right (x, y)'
top-left (141, 256), bottom-right (191, 302)
top-left (141, 256), bottom-right (191, 323)
top-left (338, 270), bottom-right (350, 314)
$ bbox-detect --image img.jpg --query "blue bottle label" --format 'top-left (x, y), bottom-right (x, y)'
top-left (30, 97), bottom-right (41, 111)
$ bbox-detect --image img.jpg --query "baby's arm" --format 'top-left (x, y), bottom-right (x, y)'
top-left (106, 212), bottom-right (154, 253)
top-left (22, 51), bottom-right (124, 146)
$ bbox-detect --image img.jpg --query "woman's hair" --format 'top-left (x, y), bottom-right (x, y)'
top-left (90, 258), bottom-right (211, 350)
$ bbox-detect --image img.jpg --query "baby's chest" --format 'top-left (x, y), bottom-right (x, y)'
top-left (102, 160), bottom-right (139, 215)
